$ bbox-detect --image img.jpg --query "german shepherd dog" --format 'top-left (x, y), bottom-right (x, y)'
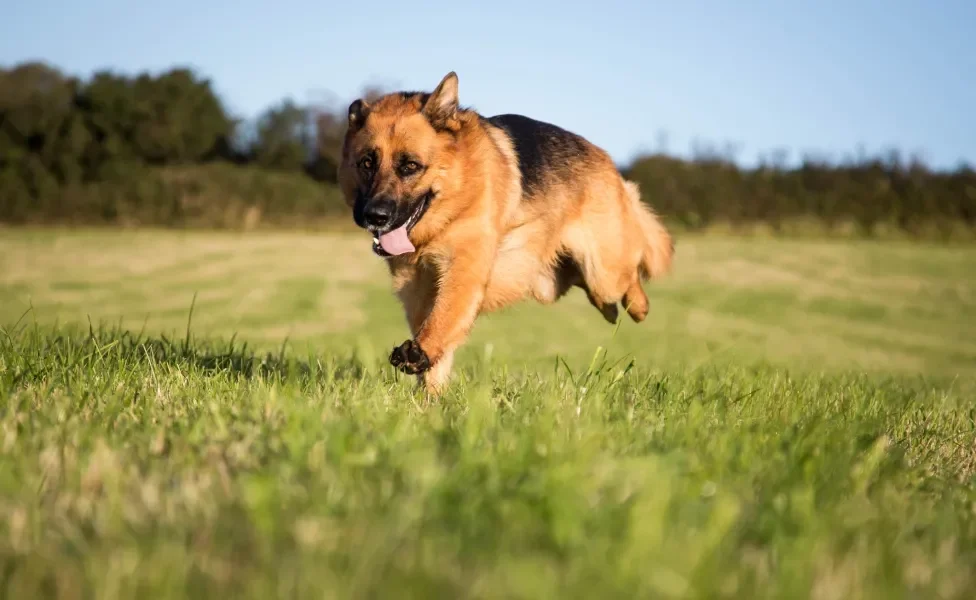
top-left (338, 72), bottom-right (673, 395)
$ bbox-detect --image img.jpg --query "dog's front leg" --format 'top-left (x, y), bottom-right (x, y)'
top-left (389, 239), bottom-right (494, 395)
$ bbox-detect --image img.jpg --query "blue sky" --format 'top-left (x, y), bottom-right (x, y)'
top-left (3, 0), bottom-right (974, 168)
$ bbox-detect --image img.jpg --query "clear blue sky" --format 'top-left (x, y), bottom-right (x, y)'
top-left (3, 0), bottom-right (974, 168)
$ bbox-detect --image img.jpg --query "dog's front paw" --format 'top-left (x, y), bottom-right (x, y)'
top-left (389, 339), bottom-right (431, 374)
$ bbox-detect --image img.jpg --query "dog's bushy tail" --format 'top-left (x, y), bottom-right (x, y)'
top-left (623, 180), bottom-right (674, 281)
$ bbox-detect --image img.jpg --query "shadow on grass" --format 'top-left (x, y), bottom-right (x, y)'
top-left (0, 309), bottom-right (372, 389)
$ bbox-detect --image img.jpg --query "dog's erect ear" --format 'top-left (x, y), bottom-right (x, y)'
top-left (422, 71), bottom-right (460, 132)
top-left (348, 98), bottom-right (370, 129)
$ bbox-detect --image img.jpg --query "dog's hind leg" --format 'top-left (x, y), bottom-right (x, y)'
top-left (559, 223), bottom-right (632, 325)
top-left (582, 286), bottom-right (619, 324)
top-left (542, 253), bottom-right (619, 324)
top-left (622, 277), bottom-right (649, 322)
top-left (564, 178), bottom-right (672, 325)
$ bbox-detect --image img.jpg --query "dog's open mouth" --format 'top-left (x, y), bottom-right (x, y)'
top-left (372, 192), bottom-right (432, 257)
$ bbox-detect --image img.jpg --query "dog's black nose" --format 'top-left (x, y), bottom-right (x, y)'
top-left (363, 198), bottom-right (395, 229)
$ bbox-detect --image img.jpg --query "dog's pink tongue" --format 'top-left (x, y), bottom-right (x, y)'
top-left (379, 226), bottom-right (415, 255)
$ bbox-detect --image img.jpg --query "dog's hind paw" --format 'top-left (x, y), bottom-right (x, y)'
top-left (389, 339), bottom-right (431, 374)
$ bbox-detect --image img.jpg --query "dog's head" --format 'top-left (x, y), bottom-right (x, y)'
top-left (338, 72), bottom-right (464, 257)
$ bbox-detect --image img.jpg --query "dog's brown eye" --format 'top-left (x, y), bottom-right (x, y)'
top-left (400, 161), bottom-right (421, 176)
top-left (359, 156), bottom-right (374, 170)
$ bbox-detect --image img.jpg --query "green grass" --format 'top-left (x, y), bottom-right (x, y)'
top-left (1, 228), bottom-right (975, 598)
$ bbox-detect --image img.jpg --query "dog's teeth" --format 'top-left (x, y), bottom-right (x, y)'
top-left (372, 236), bottom-right (379, 244)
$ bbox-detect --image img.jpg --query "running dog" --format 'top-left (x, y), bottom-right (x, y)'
top-left (337, 72), bottom-right (674, 395)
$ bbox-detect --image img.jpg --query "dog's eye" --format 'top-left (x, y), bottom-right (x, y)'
top-left (399, 161), bottom-right (422, 176)
top-left (359, 156), bottom-right (374, 170)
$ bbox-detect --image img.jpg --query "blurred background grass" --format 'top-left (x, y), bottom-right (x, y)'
top-left (3, 228), bottom-right (973, 380)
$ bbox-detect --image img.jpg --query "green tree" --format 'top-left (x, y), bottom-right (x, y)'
top-left (249, 99), bottom-right (311, 171)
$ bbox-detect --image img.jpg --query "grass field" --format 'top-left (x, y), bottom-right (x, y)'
top-left (2, 228), bottom-right (975, 598)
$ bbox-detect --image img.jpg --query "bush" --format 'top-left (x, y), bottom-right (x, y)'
top-left (621, 152), bottom-right (976, 239)
top-left (9, 163), bottom-right (348, 229)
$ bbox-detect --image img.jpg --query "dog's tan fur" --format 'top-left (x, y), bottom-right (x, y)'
top-left (338, 72), bottom-right (674, 395)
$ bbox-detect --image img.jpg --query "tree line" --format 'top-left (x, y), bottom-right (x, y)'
top-left (2, 60), bottom-right (973, 237)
